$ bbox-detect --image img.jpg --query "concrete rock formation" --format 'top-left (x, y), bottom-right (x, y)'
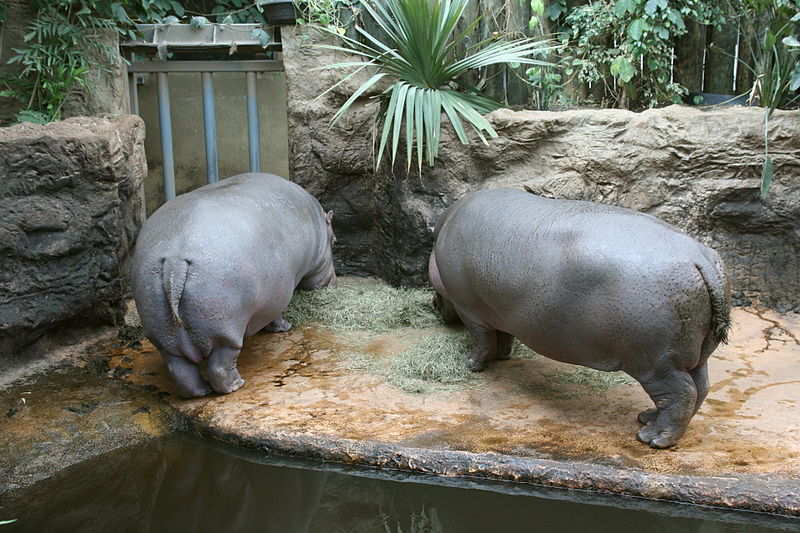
top-left (0, 116), bottom-right (146, 360)
top-left (282, 29), bottom-right (800, 307)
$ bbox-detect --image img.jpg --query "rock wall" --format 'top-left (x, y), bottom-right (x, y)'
top-left (283, 31), bottom-right (800, 309)
top-left (0, 116), bottom-right (146, 360)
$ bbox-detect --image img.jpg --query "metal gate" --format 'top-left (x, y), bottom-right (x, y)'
top-left (122, 24), bottom-right (284, 203)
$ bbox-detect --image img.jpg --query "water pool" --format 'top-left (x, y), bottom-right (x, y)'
top-left (0, 434), bottom-right (797, 532)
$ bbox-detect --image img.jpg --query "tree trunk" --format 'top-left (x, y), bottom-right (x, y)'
top-left (704, 19), bottom-right (737, 94)
top-left (505, 0), bottom-right (533, 106)
top-left (673, 21), bottom-right (707, 93)
top-left (479, 0), bottom-right (508, 103)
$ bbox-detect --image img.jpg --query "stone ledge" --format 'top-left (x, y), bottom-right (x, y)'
top-left (193, 427), bottom-right (800, 517)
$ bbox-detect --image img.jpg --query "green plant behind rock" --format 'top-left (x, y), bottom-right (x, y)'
top-left (1, 1), bottom-right (117, 123)
top-left (318, 0), bottom-right (554, 170)
top-left (1, 0), bottom-right (187, 124)
top-left (740, 1), bottom-right (800, 197)
top-left (560, 0), bottom-right (727, 108)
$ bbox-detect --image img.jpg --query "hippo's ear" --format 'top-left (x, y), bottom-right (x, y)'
top-left (326, 210), bottom-right (334, 224)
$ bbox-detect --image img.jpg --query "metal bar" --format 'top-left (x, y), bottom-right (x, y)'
top-left (246, 71), bottom-right (260, 173)
top-left (201, 72), bottom-right (219, 184)
top-left (128, 60), bottom-right (284, 73)
top-left (127, 53), bottom-right (139, 115)
top-left (156, 72), bottom-right (176, 201)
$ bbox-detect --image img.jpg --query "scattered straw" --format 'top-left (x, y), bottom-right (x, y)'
top-left (286, 278), bottom-right (636, 395)
top-left (284, 278), bottom-right (439, 333)
top-left (384, 328), bottom-right (474, 393)
top-left (546, 366), bottom-right (637, 392)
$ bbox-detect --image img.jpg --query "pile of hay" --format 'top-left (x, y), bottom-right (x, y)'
top-left (284, 278), bottom-right (439, 333)
top-left (385, 329), bottom-right (474, 393)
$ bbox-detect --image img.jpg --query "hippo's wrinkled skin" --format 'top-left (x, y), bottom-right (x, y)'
top-left (428, 188), bottom-right (731, 448)
top-left (131, 173), bottom-right (336, 398)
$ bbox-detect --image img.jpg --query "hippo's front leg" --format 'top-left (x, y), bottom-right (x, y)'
top-left (207, 346), bottom-right (246, 394)
top-left (262, 315), bottom-right (292, 333)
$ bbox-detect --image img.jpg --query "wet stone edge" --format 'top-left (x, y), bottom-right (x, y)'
top-left (184, 419), bottom-right (800, 518)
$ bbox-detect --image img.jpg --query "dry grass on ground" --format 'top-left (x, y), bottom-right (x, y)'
top-left (284, 278), bottom-right (635, 394)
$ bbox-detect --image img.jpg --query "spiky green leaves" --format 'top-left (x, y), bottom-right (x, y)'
top-left (318, 0), bottom-right (553, 170)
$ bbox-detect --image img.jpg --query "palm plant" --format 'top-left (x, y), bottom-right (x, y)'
top-left (318, 0), bottom-right (554, 170)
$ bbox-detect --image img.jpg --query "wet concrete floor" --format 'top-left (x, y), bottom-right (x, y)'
top-left (106, 304), bottom-right (800, 515)
top-left (1, 295), bottom-right (799, 516)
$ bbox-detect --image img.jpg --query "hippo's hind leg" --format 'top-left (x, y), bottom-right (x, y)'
top-left (433, 292), bottom-right (462, 324)
top-left (495, 331), bottom-right (515, 360)
top-left (207, 346), bottom-right (245, 394)
top-left (453, 309), bottom-right (499, 372)
top-left (636, 369), bottom-right (697, 449)
top-left (690, 360), bottom-right (710, 413)
top-left (262, 315), bottom-right (292, 333)
top-left (637, 361), bottom-right (710, 427)
top-left (163, 353), bottom-right (212, 398)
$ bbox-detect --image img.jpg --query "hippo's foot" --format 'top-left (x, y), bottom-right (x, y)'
top-left (208, 346), bottom-right (246, 394)
top-left (163, 354), bottom-right (213, 398)
top-left (263, 316), bottom-right (292, 333)
top-left (636, 369), bottom-right (698, 449)
top-left (465, 348), bottom-right (488, 372)
top-left (636, 421), bottom-right (682, 449)
top-left (637, 408), bottom-right (658, 425)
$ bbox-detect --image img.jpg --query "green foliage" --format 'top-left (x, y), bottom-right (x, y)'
top-left (739, 1), bottom-right (800, 197)
top-left (1, 1), bottom-right (118, 123)
top-left (319, 0), bottom-right (554, 170)
top-left (559, 0), bottom-right (726, 108)
top-left (0, 0), bottom-right (279, 125)
top-left (211, 0), bottom-right (266, 23)
top-left (525, 62), bottom-right (566, 110)
top-left (297, 0), bottom-right (354, 30)
top-left (0, 0), bottom-right (191, 124)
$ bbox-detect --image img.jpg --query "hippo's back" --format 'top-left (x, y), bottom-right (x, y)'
top-left (433, 188), bottom-right (728, 376)
top-left (132, 173), bottom-right (324, 358)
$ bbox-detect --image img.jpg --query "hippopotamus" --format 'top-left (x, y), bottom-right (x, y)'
top-left (131, 173), bottom-right (336, 398)
top-left (428, 188), bottom-right (731, 448)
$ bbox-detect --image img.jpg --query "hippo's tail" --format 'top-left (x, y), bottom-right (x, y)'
top-left (695, 251), bottom-right (732, 346)
top-left (162, 258), bottom-right (190, 327)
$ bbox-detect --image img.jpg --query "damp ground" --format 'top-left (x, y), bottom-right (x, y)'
top-left (1, 277), bottom-right (799, 518)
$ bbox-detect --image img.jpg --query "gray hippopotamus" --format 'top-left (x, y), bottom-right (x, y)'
top-left (428, 188), bottom-right (731, 448)
top-left (131, 173), bottom-right (336, 398)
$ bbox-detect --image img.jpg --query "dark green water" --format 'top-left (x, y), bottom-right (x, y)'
top-left (0, 434), bottom-right (797, 533)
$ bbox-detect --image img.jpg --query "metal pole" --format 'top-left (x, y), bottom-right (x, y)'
top-left (157, 72), bottom-right (176, 201)
top-left (246, 71), bottom-right (260, 173)
top-left (201, 72), bottom-right (219, 184)
top-left (127, 53), bottom-right (139, 115)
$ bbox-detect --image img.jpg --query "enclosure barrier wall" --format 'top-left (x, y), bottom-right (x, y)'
top-left (127, 59), bottom-right (284, 200)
